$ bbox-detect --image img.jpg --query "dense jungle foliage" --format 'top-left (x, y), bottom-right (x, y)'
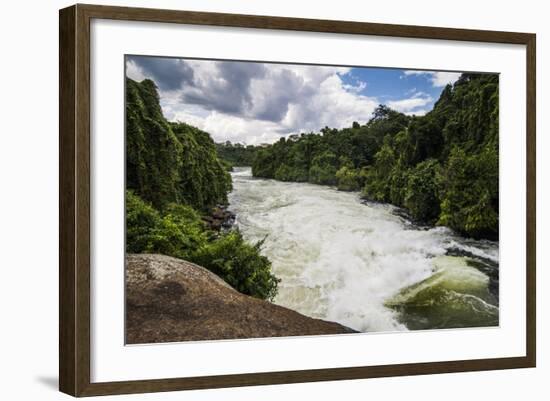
top-left (126, 78), bottom-right (232, 211)
top-left (215, 142), bottom-right (257, 169)
top-left (125, 78), bottom-right (279, 300)
top-left (251, 74), bottom-right (499, 239)
top-left (126, 191), bottom-right (279, 300)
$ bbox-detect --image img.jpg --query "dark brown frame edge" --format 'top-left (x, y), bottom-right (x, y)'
top-left (59, 3), bottom-right (536, 397)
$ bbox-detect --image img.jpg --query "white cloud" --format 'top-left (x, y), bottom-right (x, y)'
top-left (178, 111), bottom-right (285, 145)
top-left (125, 59), bottom-right (147, 82)
top-left (343, 81), bottom-right (367, 94)
top-left (430, 72), bottom-right (462, 86)
top-left (127, 57), bottom-right (378, 144)
top-left (403, 70), bottom-right (461, 87)
top-left (286, 74), bottom-right (378, 131)
top-left (387, 93), bottom-right (433, 114)
top-left (404, 109), bottom-right (429, 116)
top-left (168, 71), bottom-right (378, 145)
top-left (126, 57), bottom-right (454, 145)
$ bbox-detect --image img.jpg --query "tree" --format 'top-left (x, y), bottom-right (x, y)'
top-left (126, 78), bottom-right (231, 211)
top-left (404, 159), bottom-right (441, 223)
top-left (309, 151), bottom-right (338, 185)
top-left (362, 141), bottom-right (396, 201)
top-left (438, 146), bottom-right (498, 239)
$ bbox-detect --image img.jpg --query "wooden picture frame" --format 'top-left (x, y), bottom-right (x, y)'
top-left (59, 3), bottom-right (536, 397)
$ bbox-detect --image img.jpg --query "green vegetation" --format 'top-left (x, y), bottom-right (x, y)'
top-left (216, 141), bottom-right (258, 169)
top-left (126, 78), bottom-right (279, 300)
top-left (126, 191), bottom-right (279, 300)
top-left (251, 74), bottom-right (499, 239)
top-left (126, 78), bottom-right (231, 211)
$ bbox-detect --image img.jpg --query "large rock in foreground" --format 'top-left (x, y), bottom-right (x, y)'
top-left (126, 253), bottom-right (356, 343)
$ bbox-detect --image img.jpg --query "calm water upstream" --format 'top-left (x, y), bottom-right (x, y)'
top-left (228, 167), bottom-right (499, 332)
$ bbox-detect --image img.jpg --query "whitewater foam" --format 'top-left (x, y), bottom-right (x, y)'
top-left (228, 167), bottom-right (499, 332)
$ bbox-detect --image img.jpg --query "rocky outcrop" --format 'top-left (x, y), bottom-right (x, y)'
top-left (126, 253), bottom-right (356, 344)
top-left (201, 205), bottom-right (235, 231)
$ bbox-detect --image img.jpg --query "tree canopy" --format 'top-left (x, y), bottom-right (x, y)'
top-left (249, 73), bottom-right (499, 239)
top-left (126, 78), bottom-right (232, 211)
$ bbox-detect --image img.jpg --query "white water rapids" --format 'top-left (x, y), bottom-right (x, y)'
top-left (228, 167), bottom-right (499, 332)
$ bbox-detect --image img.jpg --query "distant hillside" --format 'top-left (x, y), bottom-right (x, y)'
top-left (215, 141), bottom-right (258, 168)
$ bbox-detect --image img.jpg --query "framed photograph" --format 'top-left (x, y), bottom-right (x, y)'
top-left (59, 4), bottom-right (536, 397)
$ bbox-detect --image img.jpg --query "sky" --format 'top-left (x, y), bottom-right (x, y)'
top-left (126, 56), bottom-right (462, 145)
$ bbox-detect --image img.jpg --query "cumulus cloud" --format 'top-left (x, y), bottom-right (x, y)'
top-left (403, 70), bottom-right (461, 87)
top-left (181, 61), bottom-right (266, 115)
top-left (126, 56), bottom-right (194, 91)
top-left (126, 57), bottom-right (380, 144)
top-left (248, 67), bottom-right (313, 122)
top-left (176, 111), bottom-right (287, 145)
top-left (343, 80), bottom-right (367, 94)
top-left (126, 56), bottom-right (449, 144)
top-left (281, 74), bottom-right (377, 133)
top-left (387, 92), bottom-right (433, 114)
top-left (126, 59), bottom-right (147, 82)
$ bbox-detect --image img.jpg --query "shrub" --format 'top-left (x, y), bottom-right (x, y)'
top-left (274, 164), bottom-right (294, 181)
top-left (126, 191), bottom-right (279, 300)
top-left (126, 190), bottom-right (162, 254)
top-left (336, 166), bottom-right (361, 191)
top-left (193, 232), bottom-right (279, 301)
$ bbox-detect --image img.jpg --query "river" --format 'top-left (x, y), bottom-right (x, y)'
top-left (228, 167), bottom-right (499, 332)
